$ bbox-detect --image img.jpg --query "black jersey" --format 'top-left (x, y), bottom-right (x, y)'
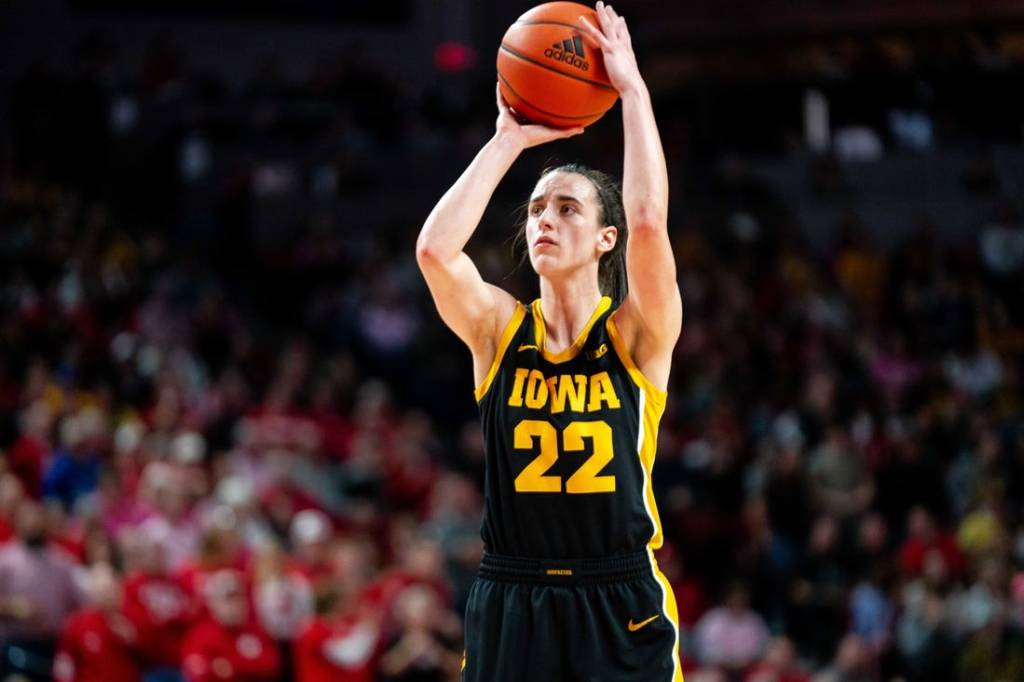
top-left (474, 296), bottom-right (668, 560)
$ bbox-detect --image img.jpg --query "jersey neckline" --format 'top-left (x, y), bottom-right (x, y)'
top-left (531, 296), bottom-right (612, 364)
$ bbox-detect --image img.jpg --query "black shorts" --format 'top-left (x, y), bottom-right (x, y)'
top-left (461, 550), bottom-right (684, 682)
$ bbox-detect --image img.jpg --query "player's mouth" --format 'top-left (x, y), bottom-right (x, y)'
top-left (535, 236), bottom-right (557, 247)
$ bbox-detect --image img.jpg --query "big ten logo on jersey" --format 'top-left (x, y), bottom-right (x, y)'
top-left (506, 368), bottom-right (620, 414)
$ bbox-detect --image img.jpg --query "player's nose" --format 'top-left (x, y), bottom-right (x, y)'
top-left (537, 206), bottom-right (557, 231)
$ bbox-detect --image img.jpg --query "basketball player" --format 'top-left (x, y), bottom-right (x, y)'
top-left (416, 3), bottom-right (683, 680)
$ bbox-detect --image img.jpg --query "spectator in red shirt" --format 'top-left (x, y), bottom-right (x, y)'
top-left (251, 544), bottom-right (313, 682)
top-left (899, 506), bottom-right (965, 579)
top-left (177, 523), bottom-right (248, 607)
top-left (363, 536), bottom-right (451, 616)
top-left (287, 510), bottom-right (334, 598)
top-left (743, 636), bottom-right (811, 682)
top-left (182, 569), bottom-right (279, 682)
top-left (294, 581), bottom-right (382, 682)
top-left (122, 529), bottom-right (197, 677)
top-left (380, 412), bottom-right (440, 512)
top-left (7, 400), bottom-right (53, 498)
top-left (54, 563), bottom-right (140, 682)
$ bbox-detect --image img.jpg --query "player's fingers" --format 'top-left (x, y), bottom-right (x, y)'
top-left (616, 16), bottom-right (630, 43)
top-left (496, 82), bottom-right (511, 113)
top-left (578, 16), bottom-right (610, 50)
top-left (602, 2), bottom-right (618, 27)
top-left (543, 127), bottom-right (584, 144)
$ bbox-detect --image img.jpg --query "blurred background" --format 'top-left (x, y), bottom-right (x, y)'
top-left (2, 1), bottom-right (1024, 681)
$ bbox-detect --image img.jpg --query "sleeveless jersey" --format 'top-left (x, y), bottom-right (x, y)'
top-left (474, 296), bottom-right (668, 559)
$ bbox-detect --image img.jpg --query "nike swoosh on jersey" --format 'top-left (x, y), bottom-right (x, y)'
top-left (627, 615), bottom-right (660, 632)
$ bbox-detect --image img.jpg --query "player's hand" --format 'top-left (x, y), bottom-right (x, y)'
top-left (495, 83), bottom-right (583, 149)
top-left (578, 2), bottom-right (642, 95)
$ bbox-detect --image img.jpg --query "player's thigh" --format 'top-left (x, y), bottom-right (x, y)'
top-left (462, 579), bottom-right (564, 682)
top-left (564, 578), bottom-right (679, 682)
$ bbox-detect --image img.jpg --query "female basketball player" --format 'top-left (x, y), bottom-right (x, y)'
top-left (416, 3), bottom-right (683, 680)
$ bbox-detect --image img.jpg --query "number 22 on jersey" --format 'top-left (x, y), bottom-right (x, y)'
top-left (513, 419), bottom-right (616, 494)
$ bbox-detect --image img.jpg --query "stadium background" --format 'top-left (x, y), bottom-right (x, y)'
top-left (2, 1), bottom-right (1024, 681)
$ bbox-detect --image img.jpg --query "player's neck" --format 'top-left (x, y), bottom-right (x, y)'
top-left (538, 276), bottom-right (604, 354)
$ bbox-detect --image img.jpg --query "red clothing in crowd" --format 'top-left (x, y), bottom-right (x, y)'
top-left (286, 558), bottom-right (334, 588)
top-left (178, 561), bottom-right (251, 608)
top-left (672, 576), bottom-right (707, 628)
top-left (899, 532), bottom-right (965, 577)
top-left (361, 571), bottom-right (450, 615)
top-left (744, 662), bottom-right (811, 682)
top-left (53, 609), bottom-right (140, 682)
top-left (294, 615), bottom-right (380, 682)
top-left (7, 435), bottom-right (46, 498)
top-left (182, 619), bottom-right (280, 682)
top-left (123, 571), bottom-right (197, 667)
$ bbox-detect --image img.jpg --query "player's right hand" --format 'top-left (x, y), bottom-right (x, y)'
top-left (495, 83), bottom-right (583, 149)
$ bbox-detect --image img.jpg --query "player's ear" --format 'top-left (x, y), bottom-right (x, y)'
top-left (597, 225), bottom-right (617, 254)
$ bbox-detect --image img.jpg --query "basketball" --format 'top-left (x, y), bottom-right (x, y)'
top-left (497, 2), bottom-right (619, 129)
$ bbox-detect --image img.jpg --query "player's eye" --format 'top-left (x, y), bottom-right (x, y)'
top-left (560, 205), bottom-right (575, 214)
top-left (529, 205), bottom-right (543, 215)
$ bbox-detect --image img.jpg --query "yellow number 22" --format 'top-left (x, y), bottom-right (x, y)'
top-left (513, 420), bottom-right (616, 494)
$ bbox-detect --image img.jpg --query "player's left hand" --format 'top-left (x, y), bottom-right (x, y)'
top-left (578, 1), bottom-right (642, 95)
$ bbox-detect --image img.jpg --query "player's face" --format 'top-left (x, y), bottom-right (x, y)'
top-left (525, 172), bottom-right (616, 281)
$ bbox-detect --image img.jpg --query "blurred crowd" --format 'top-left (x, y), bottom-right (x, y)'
top-left (2, 22), bottom-right (1024, 682)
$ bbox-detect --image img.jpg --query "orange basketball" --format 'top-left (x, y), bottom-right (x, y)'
top-left (497, 2), bottom-right (618, 129)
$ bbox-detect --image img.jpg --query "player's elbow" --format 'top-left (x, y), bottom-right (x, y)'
top-left (415, 234), bottom-right (445, 270)
top-left (627, 206), bottom-right (667, 234)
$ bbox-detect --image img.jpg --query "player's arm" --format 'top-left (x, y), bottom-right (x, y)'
top-left (416, 88), bottom-right (582, 376)
top-left (580, 3), bottom-right (681, 384)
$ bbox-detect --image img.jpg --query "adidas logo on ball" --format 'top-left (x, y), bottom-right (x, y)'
top-left (544, 36), bottom-right (589, 71)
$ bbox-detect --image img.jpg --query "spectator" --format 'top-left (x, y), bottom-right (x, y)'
top-left (377, 585), bottom-right (461, 682)
top-left (786, 516), bottom-right (849, 663)
top-left (811, 634), bottom-right (876, 682)
top-left (121, 529), bottom-right (196, 682)
top-left (251, 543), bottom-right (314, 681)
top-left (899, 507), bottom-right (965, 580)
top-left (895, 587), bottom-right (957, 682)
top-left (137, 463), bottom-right (201, 571)
top-left (287, 510), bottom-right (334, 599)
top-left (43, 409), bottom-right (107, 512)
top-left (955, 605), bottom-right (1024, 682)
top-left (0, 474), bottom-right (26, 544)
top-left (178, 522), bottom-right (248, 606)
top-left (744, 636), bottom-right (811, 682)
top-left (807, 426), bottom-right (874, 520)
top-left (181, 569), bottom-right (280, 682)
top-left (7, 400), bottom-right (53, 498)
top-left (0, 500), bottom-right (84, 681)
top-left (848, 578), bottom-right (892, 653)
top-left (294, 581), bottom-right (381, 682)
top-left (694, 582), bottom-right (769, 674)
top-left (54, 563), bottom-right (140, 682)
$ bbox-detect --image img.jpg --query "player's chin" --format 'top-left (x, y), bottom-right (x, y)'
top-left (529, 252), bottom-right (560, 275)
